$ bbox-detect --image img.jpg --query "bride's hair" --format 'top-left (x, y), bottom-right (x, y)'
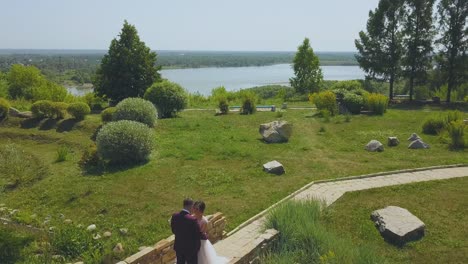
top-left (194, 200), bottom-right (206, 213)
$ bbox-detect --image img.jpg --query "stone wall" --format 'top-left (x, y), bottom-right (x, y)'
top-left (118, 212), bottom-right (226, 264)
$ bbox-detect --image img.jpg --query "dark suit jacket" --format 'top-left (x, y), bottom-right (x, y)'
top-left (171, 210), bottom-right (202, 256)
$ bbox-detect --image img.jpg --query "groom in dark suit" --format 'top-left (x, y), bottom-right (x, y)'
top-left (171, 198), bottom-right (202, 264)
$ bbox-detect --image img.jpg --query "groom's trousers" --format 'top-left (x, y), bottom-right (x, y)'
top-left (176, 253), bottom-right (198, 264)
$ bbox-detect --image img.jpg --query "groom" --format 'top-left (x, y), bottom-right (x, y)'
top-left (171, 198), bottom-right (202, 264)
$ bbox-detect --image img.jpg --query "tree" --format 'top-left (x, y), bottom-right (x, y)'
top-left (355, 0), bottom-right (404, 100)
top-left (94, 21), bottom-right (160, 104)
top-left (436, 0), bottom-right (468, 103)
top-left (402, 0), bottom-right (435, 101)
top-left (289, 38), bottom-right (323, 94)
top-left (7, 64), bottom-right (44, 99)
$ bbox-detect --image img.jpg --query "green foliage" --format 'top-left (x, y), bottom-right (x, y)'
top-left (414, 85), bottom-right (430, 100)
top-left (447, 120), bottom-right (465, 149)
top-left (465, 95), bottom-right (468, 102)
top-left (0, 143), bottom-right (47, 190)
top-left (0, 227), bottom-right (33, 264)
top-left (0, 72), bottom-right (8, 98)
top-left (51, 102), bottom-right (68, 119)
top-left (310, 91), bottom-right (337, 116)
top-left (31, 100), bottom-right (54, 118)
top-left (422, 116), bottom-right (445, 135)
top-left (330, 80), bottom-right (363, 92)
top-left (367, 93), bottom-right (388, 115)
top-left (239, 91), bottom-right (257, 115)
top-left (83, 93), bottom-right (107, 111)
top-left (144, 80), bottom-right (187, 118)
top-left (79, 144), bottom-right (102, 171)
top-left (262, 200), bottom-right (383, 264)
top-left (218, 97), bottom-right (229, 114)
top-left (96, 120), bottom-right (154, 164)
top-left (113, 97), bottom-right (157, 127)
top-left (444, 110), bottom-right (464, 126)
top-left (290, 38), bottom-right (323, 94)
top-left (50, 225), bottom-right (102, 259)
top-left (56, 146), bottom-right (70, 162)
top-left (94, 21), bottom-right (160, 103)
top-left (101, 107), bottom-right (116, 123)
top-left (432, 84), bottom-right (458, 102)
top-left (343, 93), bottom-right (364, 114)
top-left (0, 97), bottom-right (10, 119)
top-left (67, 102), bottom-right (91, 120)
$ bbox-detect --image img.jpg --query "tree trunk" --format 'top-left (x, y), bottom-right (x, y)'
top-left (409, 74), bottom-right (414, 102)
top-left (389, 74), bottom-right (394, 100)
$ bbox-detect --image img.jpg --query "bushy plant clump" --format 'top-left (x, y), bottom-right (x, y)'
top-left (31, 100), bottom-right (54, 118)
top-left (422, 116), bottom-right (445, 135)
top-left (0, 97), bottom-right (10, 119)
top-left (0, 227), bottom-right (33, 264)
top-left (113, 98), bottom-right (157, 127)
top-left (240, 91), bottom-right (257, 115)
top-left (310, 91), bottom-right (337, 116)
top-left (367, 93), bottom-right (388, 115)
top-left (465, 95), bottom-right (468, 102)
top-left (444, 110), bottom-right (464, 126)
top-left (101, 107), bottom-right (116, 123)
top-left (144, 80), bottom-right (187, 118)
top-left (52, 102), bottom-right (68, 119)
top-left (343, 93), bottom-right (364, 114)
top-left (218, 97), bottom-right (229, 114)
top-left (447, 120), bottom-right (465, 149)
top-left (96, 120), bottom-right (154, 164)
top-left (67, 102), bottom-right (91, 120)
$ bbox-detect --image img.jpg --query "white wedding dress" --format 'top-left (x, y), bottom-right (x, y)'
top-left (198, 217), bottom-right (229, 264)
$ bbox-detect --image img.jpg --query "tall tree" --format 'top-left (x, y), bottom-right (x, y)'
top-left (355, 0), bottom-right (404, 100)
top-left (402, 0), bottom-right (435, 101)
top-left (94, 21), bottom-right (160, 103)
top-left (290, 38), bottom-right (323, 94)
top-left (436, 0), bottom-right (468, 103)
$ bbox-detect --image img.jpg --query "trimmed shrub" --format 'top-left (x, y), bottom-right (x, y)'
top-left (218, 97), bottom-right (229, 114)
top-left (422, 116), bottom-right (445, 135)
top-left (31, 100), bottom-right (54, 118)
top-left (96, 120), bottom-right (154, 164)
top-left (144, 80), bottom-right (187, 118)
top-left (447, 120), bottom-right (465, 149)
top-left (343, 93), bottom-right (364, 114)
top-left (239, 91), bottom-right (257, 115)
top-left (113, 98), bottom-right (157, 127)
top-left (0, 97), bottom-right (10, 120)
top-left (101, 107), bottom-right (116, 123)
top-left (310, 91), bottom-right (337, 116)
top-left (51, 102), bottom-right (68, 119)
top-left (367, 93), bottom-right (388, 115)
top-left (67, 102), bottom-right (91, 120)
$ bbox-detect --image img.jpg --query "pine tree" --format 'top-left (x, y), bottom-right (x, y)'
top-left (289, 38), bottom-right (323, 94)
top-left (94, 21), bottom-right (160, 103)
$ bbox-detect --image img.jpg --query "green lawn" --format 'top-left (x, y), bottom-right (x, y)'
top-left (0, 106), bottom-right (467, 260)
top-left (324, 177), bottom-right (468, 264)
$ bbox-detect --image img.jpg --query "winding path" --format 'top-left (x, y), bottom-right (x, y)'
top-left (214, 165), bottom-right (468, 263)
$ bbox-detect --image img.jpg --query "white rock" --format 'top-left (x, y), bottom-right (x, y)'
top-left (93, 233), bottom-right (101, 240)
top-left (263, 160), bottom-right (285, 175)
top-left (408, 139), bottom-right (430, 149)
top-left (64, 219), bottom-right (73, 224)
top-left (366, 140), bottom-right (384, 152)
top-left (86, 224), bottom-right (97, 231)
top-left (259, 120), bottom-right (292, 143)
top-left (103, 231), bottom-right (112, 238)
top-left (408, 133), bottom-right (421, 141)
top-left (119, 228), bottom-right (128, 235)
top-left (113, 243), bottom-right (124, 253)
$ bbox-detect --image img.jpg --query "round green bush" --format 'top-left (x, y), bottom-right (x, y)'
top-left (96, 120), bottom-right (154, 164)
top-left (113, 98), bottom-right (157, 127)
top-left (310, 91), bottom-right (337, 116)
top-left (144, 81), bottom-right (187, 118)
top-left (51, 102), bottom-right (68, 119)
top-left (31, 100), bottom-right (54, 118)
top-left (343, 93), bottom-right (364, 114)
top-left (101, 107), bottom-right (116, 123)
top-left (0, 97), bottom-right (10, 119)
top-left (67, 102), bottom-right (91, 120)
top-left (422, 116), bottom-right (445, 135)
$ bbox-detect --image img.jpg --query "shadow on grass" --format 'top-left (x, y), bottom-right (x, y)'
top-left (56, 118), bottom-right (80, 132)
top-left (39, 118), bottom-right (58, 130)
top-left (81, 159), bottom-right (150, 176)
top-left (390, 102), bottom-right (468, 111)
top-left (20, 117), bottom-right (43, 129)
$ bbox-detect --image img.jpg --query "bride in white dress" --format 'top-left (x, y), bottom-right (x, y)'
top-left (193, 201), bottom-right (229, 264)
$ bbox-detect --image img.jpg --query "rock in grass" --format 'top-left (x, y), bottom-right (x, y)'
top-left (371, 206), bottom-right (425, 246)
top-left (408, 139), bottom-right (430, 149)
top-left (86, 224), bottom-right (97, 231)
top-left (103, 231), bottom-right (112, 238)
top-left (64, 219), bottom-right (73, 224)
top-left (113, 243), bottom-right (124, 253)
top-left (408, 133), bottom-right (421, 141)
top-left (387, 137), bottom-right (400, 147)
top-left (366, 140), bottom-right (384, 152)
top-left (263, 160), bottom-right (285, 175)
top-left (259, 121), bottom-right (292, 143)
top-left (93, 233), bottom-right (101, 240)
top-left (119, 228), bottom-right (128, 235)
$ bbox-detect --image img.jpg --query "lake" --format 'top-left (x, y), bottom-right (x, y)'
top-left (67, 65), bottom-right (364, 95)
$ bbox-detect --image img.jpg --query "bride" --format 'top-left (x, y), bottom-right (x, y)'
top-left (192, 201), bottom-right (229, 264)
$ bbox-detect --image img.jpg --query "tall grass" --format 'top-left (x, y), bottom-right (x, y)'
top-left (262, 200), bottom-right (384, 264)
top-left (55, 146), bottom-right (70, 162)
top-left (367, 93), bottom-right (388, 115)
top-left (447, 120), bottom-right (465, 149)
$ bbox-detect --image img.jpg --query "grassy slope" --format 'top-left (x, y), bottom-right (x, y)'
top-left (324, 177), bottom-right (468, 264)
top-left (0, 106), bottom-right (466, 256)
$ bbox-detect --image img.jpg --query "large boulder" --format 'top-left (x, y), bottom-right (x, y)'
top-left (407, 133), bottom-right (421, 141)
top-left (371, 206), bottom-right (425, 246)
top-left (259, 121), bottom-right (292, 143)
top-left (366, 140), bottom-right (384, 152)
top-left (263, 160), bottom-right (285, 175)
top-left (408, 139), bottom-right (430, 149)
top-left (388, 137), bottom-right (400, 147)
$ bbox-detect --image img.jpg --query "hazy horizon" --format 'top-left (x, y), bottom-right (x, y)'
top-left (1, 0), bottom-right (379, 51)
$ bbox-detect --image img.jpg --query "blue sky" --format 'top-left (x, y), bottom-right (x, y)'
top-left (1, 0), bottom-right (379, 51)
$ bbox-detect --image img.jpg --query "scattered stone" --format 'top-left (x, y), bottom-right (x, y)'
top-left (64, 219), bottom-right (73, 224)
top-left (0, 207), bottom-right (7, 213)
top-left (86, 224), bottom-right (97, 231)
top-left (259, 120), bottom-right (292, 143)
top-left (103, 231), bottom-right (112, 238)
top-left (10, 209), bottom-right (19, 215)
top-left (263, 160), bottom-right (285, 175)
top-left (119, 228), bottom-right (128, 235)
top-left (9, 107), bottom-right (33, 118)
top-left (49, 226), bottom-right (56, 231)
top-left (76, 224), bottom-right (83, 228)
top-left (408, 139), bottom-right (430, 149)
top-left (52, 255), bottom-right (64, 261)
top-left (371, 206), bottom-right (425, 246)
top-left (43, 220), bottom-right (50, 226)
top-left (93, 233), bottom-right (101, 240)
top-left (366, 140), bottom-right (384, 152)
top-left (59, 213), bottom-right (65, 219)
top-left (387, 137), bottom-right (400, 147)
top-left (113, 243), bottom-right (124, 253)
top-left (30, 214), bottom-right (37, 219)
top-left (407, 133), bottom-right (421, 141)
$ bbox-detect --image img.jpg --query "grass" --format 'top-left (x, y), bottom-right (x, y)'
top-left (0, 106), bottom-right (466, 262)
top-left (323, 177), bottom-right (468, 264)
